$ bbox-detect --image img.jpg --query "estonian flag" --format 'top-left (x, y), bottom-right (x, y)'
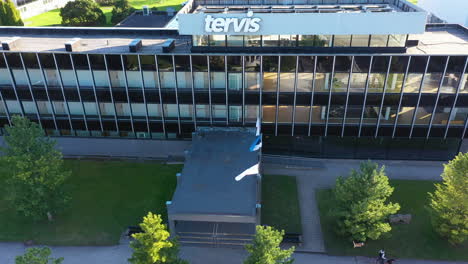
top-left (249, 135), bottom-right (262, 152)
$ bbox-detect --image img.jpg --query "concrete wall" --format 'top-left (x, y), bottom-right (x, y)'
top-left (0, 137), bottom-right (191, 159)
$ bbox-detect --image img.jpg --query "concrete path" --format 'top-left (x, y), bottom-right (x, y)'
top-left (262, 157), bottom-right (447, 254)
top-left (1, 243), bottom-right (466, 264)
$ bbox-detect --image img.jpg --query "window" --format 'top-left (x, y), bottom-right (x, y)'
top-left (333, 35), bottom-right (351, 47)
top-left (227, 35), bottom-right (243, 47)
top-left (351, 35), bottom-right (369, 47)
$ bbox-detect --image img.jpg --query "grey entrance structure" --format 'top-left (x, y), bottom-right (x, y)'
top-left (167, 127), bottom-right (261, 247)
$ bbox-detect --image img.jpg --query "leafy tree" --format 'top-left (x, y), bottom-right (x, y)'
top-left (1, 0), bottom-right (24, 26)
top-left (60, 0), bottom-right (106, 26)
top-left (244, 225), bottom-right (295, 264)
top-left (0, 1), bottom-right (5, 25)
top-left (1, 116), bottom-right (71, 221)
top-left (332, 161), bottom-right (400, 242)
top-left (111, 0), bottom-right (135, 24)
top-left (129, 212), bottom-right (188, 264)
top-left (428, 152), bottom-right (468, 245)
top-left (15, 247), bottom-right (63, 264)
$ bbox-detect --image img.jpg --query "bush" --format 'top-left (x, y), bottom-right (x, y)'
top-left (332, 161), bottom-right (400, 242)
top-left (60, 0), bottom-right (106, 26)
top-left (15, 247), bottom-right (63, 264)
top-left (429, 152), bottom-right (468, 245)
top-left (111, 0), bottom-right (135, 24)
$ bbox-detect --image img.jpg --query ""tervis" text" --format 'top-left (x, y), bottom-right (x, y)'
top-left (204, 12), bottom-right (261, 33)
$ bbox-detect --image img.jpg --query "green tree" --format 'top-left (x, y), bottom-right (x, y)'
top-left (111, 0), bottom-right (135, 24)
top-left (15, 247), bottom-right (63, 264)
top-left (1, 0), bottom-right (24, 26)
top-left (1, 116), bottom-right (71, 221)
top-left (129, 212), bottom-right (188, 264)
top-left (60, 0), bottom-right (106, 26)
top-left (244, 225), bottom-right (294, 264)
top-left (428, 152), bottom-right (468, 245)
top-left (0, 1), bottom-right (5, 25)
top-left (332, 161), bottom-right (400, 242)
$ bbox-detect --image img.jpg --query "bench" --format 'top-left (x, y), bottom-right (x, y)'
top-left (126, 226), bottom-right (143, 237)
top-left (283, 233), bottom-right (303, 246)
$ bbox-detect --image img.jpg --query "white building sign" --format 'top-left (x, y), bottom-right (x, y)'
top-left (204, 11), bottom-right (261, 33)
top-left (178, 11), bottom-right (427, 36)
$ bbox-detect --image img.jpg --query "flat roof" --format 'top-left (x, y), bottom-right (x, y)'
top-left (0, 25), bottom-right (466, 55)
top-left (168, 128), bottom-right (259, 217)
top-left (407, 26), bottom-right (468, 55)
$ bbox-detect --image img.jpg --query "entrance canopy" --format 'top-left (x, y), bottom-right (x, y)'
top-left (167, 127), bottom-right (261, 229)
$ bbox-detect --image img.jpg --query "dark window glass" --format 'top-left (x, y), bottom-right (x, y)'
top-left (174, 55), bottom-right (190, 71)
top-left (427, 56), bottom-right (447, 73)
top-left (106, 55), bottom-right (123, 71)
top-left (446, 56), bottom-right (466, 73)
top-left (192, 55), bottom-right (208, 71)
top-left (157, 55), bottom-right (173, 71)
top-left (5, 53), bottom-right (22, 68)
top-left (298, 56), bottom-right (315, 73)
top-left (70, 54), bottom-right (89, 70)
top-left (22, 53), bottom-right (39, 68)
top-left (409, 56), bottom-right (428, 73)
top-left (390, 56), bottom-right (409, 73)
top-left (0, 54), bottom-right (5, 68)
top-left (227, 56), bottom-right (242, 72)
top-left (55, 54), bottom-right (72, 69)
top-left (316, 56), bottom-right (334, 72)
top-left (334, 56), bottom-right (352, 72)
top-left (352, 56), bottom-right (371, 73)
top-left (245, 56), bottom-right (260, 72)
top-left (280, 56), bottom-right (296, 72)
top-left (123, 55), bottom-right (139, 71)
top-left (89, 54), bottom-right (106, 70)
top-left (140, 55), bottom-right (156, 71)
top-left (263, 56), bottom-right (279, 72)
top-left (38, 54), bottom-right (56, 69)
top-left (209, 56), bottom-right (225, 71)
top-left (371, 56), bottom-right (390, 73)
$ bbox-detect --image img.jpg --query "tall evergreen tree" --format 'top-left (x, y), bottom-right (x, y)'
top-left (2, 0), bottom-right (24, 26)
top-left (1, 116), bottom-right (71, 221)
top-left (244, 226), bottom-right (295, 264)
top-left (332, 161), bottom-right (400, 242)
top-left (428, 152), bottom-right (468, 245)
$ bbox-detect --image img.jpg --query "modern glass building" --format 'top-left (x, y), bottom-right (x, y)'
top-left (0, 0), bottom-right (467, 160)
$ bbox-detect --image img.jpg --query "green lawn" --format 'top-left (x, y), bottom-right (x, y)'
top-left (316, 180), bottom-right (468, 261)
top-left (25, 7), bottom-right (114, 27)
top-left (261, 175), bottom-right (302, 234)
top-left (24, 0), bottom-right (183, 27)
top-left (0, 160), bottom-right (181, 246)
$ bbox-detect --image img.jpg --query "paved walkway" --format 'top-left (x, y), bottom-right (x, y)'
top-left (262, 157), bottom-right (447, 253)
top-left (1, 243), bottom-right (466, 264)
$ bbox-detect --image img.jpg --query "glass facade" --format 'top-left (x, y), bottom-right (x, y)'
top-left (0, 53), bottom-right (466, 142)
top-left (192, 34), bottom-right (407, 48)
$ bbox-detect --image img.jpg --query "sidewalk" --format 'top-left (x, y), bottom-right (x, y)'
top-left (1, 243), bottom-right (466, 264)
